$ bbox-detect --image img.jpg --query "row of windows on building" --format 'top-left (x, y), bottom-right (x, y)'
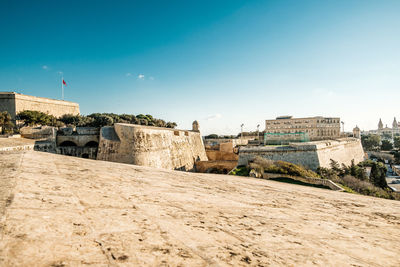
top-left (267, 129), bottom-right (339, 136)
top-left (267, 119), bottom-right (339, 125)
top-left (266, 124), bottom-right (340, 129)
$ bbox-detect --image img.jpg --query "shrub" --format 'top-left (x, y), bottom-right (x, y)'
top-left (250, 157), bottom-right (319, 178)
top-left (341, 175), bottom-right (395, 199)
top-left (17, 110), bottom-right (57, 126)
top-left (230, 166), bottom-right (249, 176)
top-left (88, 114), bottom-right (114, 127)
top-left (17, 110), bottom-right (176, 129)
top-left (0, 111), bottom-right (15, 134)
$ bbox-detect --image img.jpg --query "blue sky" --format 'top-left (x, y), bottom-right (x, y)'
top-left (1, 0), bottom-right (399, 135)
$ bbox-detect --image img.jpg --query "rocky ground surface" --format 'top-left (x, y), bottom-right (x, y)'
top-left (0, 137), bottom-right (34, 149)
top-left (1, 150), bottom-right (400, 266)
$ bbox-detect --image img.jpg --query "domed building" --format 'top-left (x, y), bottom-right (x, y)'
top-left (353, 125), bottom-right (361, 139)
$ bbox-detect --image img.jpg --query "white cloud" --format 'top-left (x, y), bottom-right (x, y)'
top-left (125, 72), bottom-right (132, 77)
top-left (138, 74), bottom-right (145, 80)
top-left (42, 65), bottom-right (48, 70)
top-left (312, 88), bottom-right (336, 97)
top-left (205, 113), bottom-right (222, 121)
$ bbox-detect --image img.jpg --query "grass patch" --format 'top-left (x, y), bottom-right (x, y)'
top-left (338, 184), bottom-right (357, 194)
top-left (230, 166), bottom-right (250, 176)
top-left (269, 177), bottom-right (331, 190)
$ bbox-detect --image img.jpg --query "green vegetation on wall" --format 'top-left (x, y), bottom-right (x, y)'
top-left (16, 111), bottom-right (177, 129)
top-left (361, 134), bottom-right (381, 151)
top-left (317, 159), bottom-right (398, 200)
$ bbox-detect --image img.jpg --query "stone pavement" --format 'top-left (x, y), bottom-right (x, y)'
top-left (1, 151), bottom-right (400, 266)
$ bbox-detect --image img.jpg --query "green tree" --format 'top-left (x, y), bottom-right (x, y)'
top-left (87, 114), bottom-right (114, 127)
top-left (393, 136), bottom-right (400, 150)
top-left (166, 122), bottom-right (177, 128)
top-left (381, 140), bottom-right (393, 151)
top-left (369, 162), bottom-right (388, 189)
top-left (0, 111), bottom-right (14, 134)
top-left (205, 134), bottom-right (219, 139)
top-left (330, 159), bottom-right (343, 176)
top-left (361, 134), bottom-right (381, 151)
top-left (17, 110), bottom-right (57, 126)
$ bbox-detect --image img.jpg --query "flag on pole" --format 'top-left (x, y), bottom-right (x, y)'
top-left (62, 79), bottom-right (67, 86)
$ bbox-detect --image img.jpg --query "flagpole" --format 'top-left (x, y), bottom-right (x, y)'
top-left (61, 75), bottom-right (64, 100)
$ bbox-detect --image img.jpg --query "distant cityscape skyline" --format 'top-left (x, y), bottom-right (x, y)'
top-left (1, 0), bottom-right (399, 135)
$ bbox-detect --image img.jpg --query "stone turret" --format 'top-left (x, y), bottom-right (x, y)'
top-left (378, 119), bottom-right (383, 130)
top-left (353, 125), bottom-right (361, 139)
top-left (393, 117), bottom-right (398, 129)
top-left (192, 120), bottom-right (199, 132)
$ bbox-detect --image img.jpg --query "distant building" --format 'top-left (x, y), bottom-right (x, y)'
top-left (0, 92), bottom-right (80, 121)
top-left (264, 116), bottom-right (340, 141)
top-left (366, 118), bottom-right (400, 139)
top-left (353, 125), bottom-right (361, 139)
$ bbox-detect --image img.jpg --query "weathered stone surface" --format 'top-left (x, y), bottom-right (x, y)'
top-left (1, 151), bottom-right (400, 266)
top-left (239, 138), bottom-right (365, 170)
top-left (97, 124), bottom-right (207, 171)
top-left (206, 150), bottom-right (238, 161)
top-left (20, 126), bottom-right (56, 140)
top-left (0, 92), bottom-right (79, 120)
top-left (195, 160), bottom-right (237, 173)
top-left (0, 137), bottom-right (35, 151)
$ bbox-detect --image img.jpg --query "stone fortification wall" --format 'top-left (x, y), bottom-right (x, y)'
top-left (195, 160), bottom-right (237, 174)
top-left (0, 92), bottom-right (79, 120)
top-left (238, 138), bottom-right (364, 171)
top-left (0, 93), bottom-right (16, 119)
top-left (97, 123), bottom-right (208, 171)
top-left (20, 126), bottom-right (56, 140)
top-left (314, 139), bottom-right (365, 168)
top-left (239, 146), bottom-right (320, 170)
top-left (204, 138), bottom-right (248, 149)
top-left (206, 151), bottom-right (238, 161)
top-left (56, 127), bottom-right (99, 147)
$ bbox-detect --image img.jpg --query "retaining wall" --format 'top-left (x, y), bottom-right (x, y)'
top-left (97, 123), bottom-right (207, 171)
top-left (0, 92), bottom-right (79, 120)
top-left (238, 138), bottom-right (365, 171)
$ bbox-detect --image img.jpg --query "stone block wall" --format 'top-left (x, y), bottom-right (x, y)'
top-left (195, 160), bottom-right (237, 174)
top-left (206, 151), bottom-right (239, 161)
top-left (314, 139), bottom-right (365, 168)
top-left (239, 146), bottom-right (320, 170)
top-left (97, 123), bottom-right (208, 171)
top-left (238, 138), bottom-right (365, 171)
top-left (0, 92), bottom-right (79, 120)
top-left (20, 126), bottom-right (56, 140)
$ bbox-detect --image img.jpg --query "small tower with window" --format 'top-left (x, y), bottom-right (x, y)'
top-left (353, 125), bottom-right (361, 139)
top-left (192, 120), bottom-right (199, 132)
top-left (378, 118), bottom-right (383, 130)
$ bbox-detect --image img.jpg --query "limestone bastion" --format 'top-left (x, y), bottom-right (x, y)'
top-left (97, 123), bottom-right (208, 171)
top-left (238, 138), bottom-right (365, 171)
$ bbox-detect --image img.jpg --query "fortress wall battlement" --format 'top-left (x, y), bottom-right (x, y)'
top-left (238, 138), bottom-right (365, 171)
top-left (0, 92), bottom-right (80, 119)
top-left (97, 123), bottom-right (208, 170)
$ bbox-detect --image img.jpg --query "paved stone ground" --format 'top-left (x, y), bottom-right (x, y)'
top-left (1, 151), bottom-right (400, 266)
top-left (0, 137), bottom-right (34, 149)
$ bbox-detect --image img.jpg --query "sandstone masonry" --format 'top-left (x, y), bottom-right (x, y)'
top-left (238, 138), bottom-right (365, 171)
top-left (97, 123), bottom-right (208, 171)
top-left (0, 92), bottom-right (80, 120)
